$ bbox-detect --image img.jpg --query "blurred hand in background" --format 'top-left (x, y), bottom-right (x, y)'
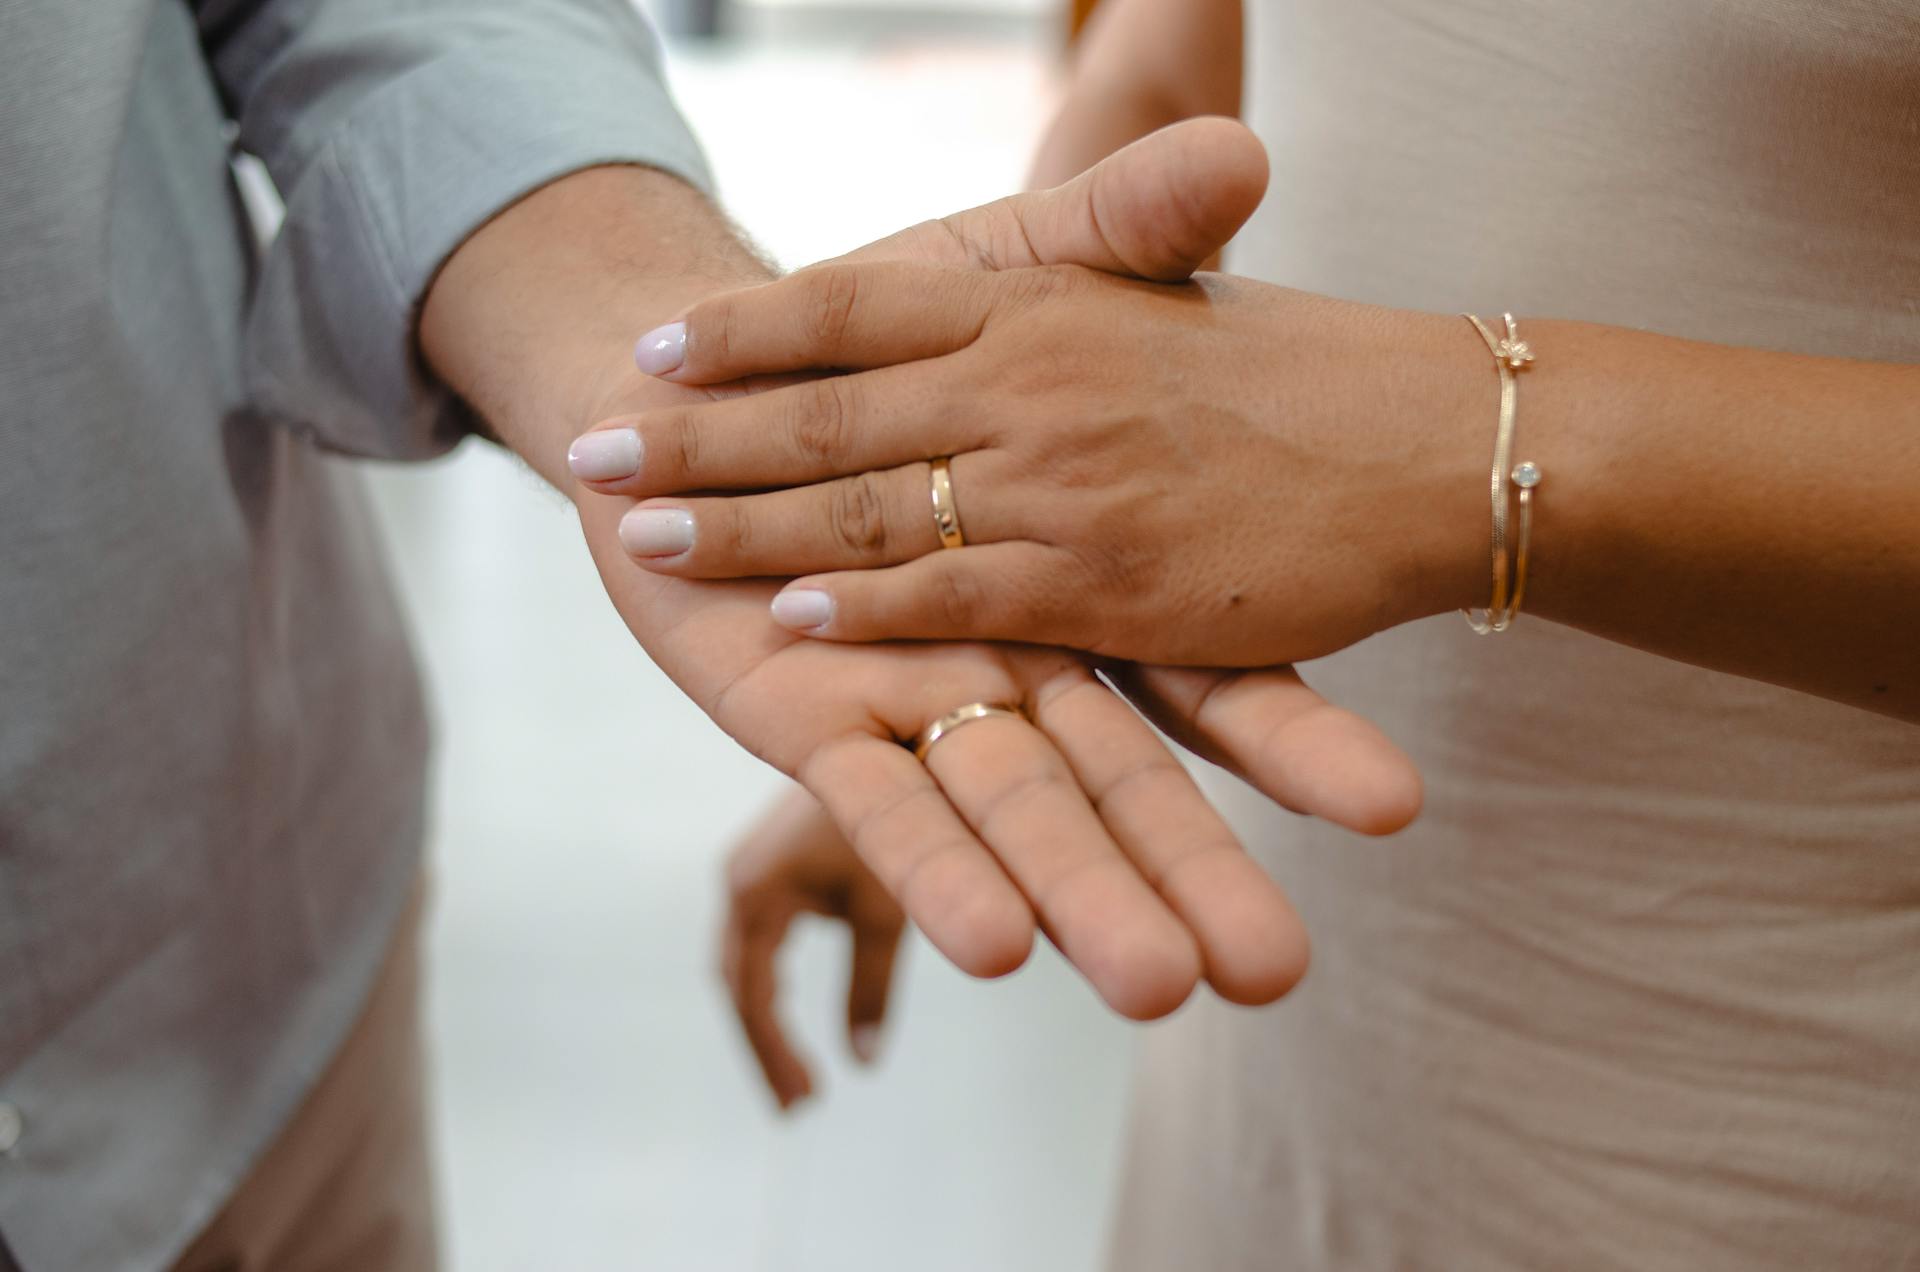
top-left (721, 787), bottom-right (903, 1110)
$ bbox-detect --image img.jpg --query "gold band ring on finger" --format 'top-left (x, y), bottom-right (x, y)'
top-left (912, 701), bottom-right (1023, 761)
top-left (929, 456), bottom-right (965, 549)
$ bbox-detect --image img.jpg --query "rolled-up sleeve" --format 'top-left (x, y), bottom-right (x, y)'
top-left (195, 0), bottom-right (713, 458)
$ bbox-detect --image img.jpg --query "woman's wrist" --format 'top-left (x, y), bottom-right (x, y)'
top-left (1372, 308), bottom-right (1513, 626)
top-left (1483, 318), bottom-right (1653, 632)
top-left (1382, 313), bottom-right (1629, 632)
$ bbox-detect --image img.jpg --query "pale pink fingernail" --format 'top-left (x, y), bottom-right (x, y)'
top-left (619, 507), bottom-right (694, 557)
top-left (770, 589), bottom-right (833, 631)
top-left (567, 428), bottom-right (642, 481)
top-left (850, 1024), bottom-right (882, 1065)
top-left (634, 322), bottom-right (687, 376)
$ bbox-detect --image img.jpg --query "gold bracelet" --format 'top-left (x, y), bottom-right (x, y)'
top-left (1461, 313), bottom-right (1540, 634)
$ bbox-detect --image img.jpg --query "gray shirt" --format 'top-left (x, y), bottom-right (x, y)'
top-left (0, 3), bottom-right (708, 1268)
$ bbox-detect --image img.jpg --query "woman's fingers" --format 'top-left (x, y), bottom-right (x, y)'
top-left (569, 360), bottom-right (983, 498)
top-left (1114, 664), bottom-right (1424, 837)
top-left (636, 261), bottom-right (1003, 385)
top-left (614, 454), bottom-right (1036, 580)
top-left (767, 546), bottom-right (1097, 649)
top-left (1029, 670), bottom-right (1309, 1006)
top-left (618, 463), bottom-right (940, 575)
top-left (913, 705), bottom-right (1202, 1021)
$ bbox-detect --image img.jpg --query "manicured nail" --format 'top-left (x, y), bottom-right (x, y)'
top-left (567, 428), bottom-right (642, 481)
top-left (850, 1024), bottom-right (882, 1066)
top-left (634, 322), bottom-right (687, 376)
top-left (618, 507), bottom-right (694, 557)
top-left (770, 589), bottom-right (833, 631)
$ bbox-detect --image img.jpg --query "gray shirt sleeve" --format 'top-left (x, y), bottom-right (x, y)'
top-left (193, 0), bottom-right (714, 458)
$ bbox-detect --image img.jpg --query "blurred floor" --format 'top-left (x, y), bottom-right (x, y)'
top-left (356, 17), bottom-right (1138, 1272)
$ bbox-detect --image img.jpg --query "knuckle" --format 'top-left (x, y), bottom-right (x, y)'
top-left (978, 767), bottom-right (1073, 840)
top-left (803, 265), bottom-right (862, 349)
top-left (1059, 548), bottom-right (1138, 647)
top-left (977, 552), bottom-right (1095, 648)
top-left (935, 212), bottom-right (995, 270)
top-left (717, 498), bottom-right (753, 557)
top-left (787, 378), bottom-right (857, 466)
top-left (828, 472), bottom-right (890, 556)
top-left (928, 561), bottom-right (984, 629)
top-left (656, 411), bottom-right (702, 481)
top-left (686, 296), bottom-right (735, 366)
top-left (1008, 263), bottom-right (1081, 308)
top-left (724, 854), bottom-right (760, 899)
top-left (1010, 577), bottom-right (1073, 644)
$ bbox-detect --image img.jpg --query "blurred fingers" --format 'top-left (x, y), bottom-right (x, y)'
top-left (719, 889), bottom-right (813, 1110)
top-left (845, 898), bottom-right (906, 1065)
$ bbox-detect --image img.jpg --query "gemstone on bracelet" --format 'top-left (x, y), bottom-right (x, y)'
top-left (1511, 461), bottom-right (1542, 488)
top-left (1496, 337), bottom-right (1535, 369)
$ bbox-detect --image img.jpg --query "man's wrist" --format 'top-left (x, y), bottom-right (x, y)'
top-left (419, 164), bottom-right (774, 492)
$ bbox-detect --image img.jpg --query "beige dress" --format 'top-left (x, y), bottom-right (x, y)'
top-left (1108, 2), bottom-right (1920, 1268)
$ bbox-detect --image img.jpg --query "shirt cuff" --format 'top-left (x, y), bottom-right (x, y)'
top-left (244, 34), bottom-right (713, 460)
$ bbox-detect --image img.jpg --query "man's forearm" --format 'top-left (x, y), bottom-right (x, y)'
top-left (419, 165), bottom-right (773, 491)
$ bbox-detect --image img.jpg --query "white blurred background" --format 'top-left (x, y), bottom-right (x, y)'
top-left (356, 2), bottom-right (1146, 1269)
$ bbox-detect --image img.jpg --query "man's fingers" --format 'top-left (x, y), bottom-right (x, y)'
top-left (920, 710), bottom-right (1201, 1021)
top-left (720, 903), bottom-right (814, 1109)
top-left (1114, 665), bottom-right (1424, 837)
top-left (832, 116), bottom-right (1269, 282)
top-left (801, 735), bottom-right (1035, 980)
top-left (1029, 670), bottom-right (1309, 1006)
top-left (640, 261), bottom-right (999, 386)
top-left (766, 545), bottom-right (1091, 646)
top-left (845, 906), bottom-right (905, 1065)
top-left (571, 361), bottom-right (985, 498)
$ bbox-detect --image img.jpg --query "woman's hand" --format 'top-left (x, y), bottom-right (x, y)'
top-left (571, 262), bottom-right (1490, 668)
top-left (720, 788), bottom-right (905, 1110)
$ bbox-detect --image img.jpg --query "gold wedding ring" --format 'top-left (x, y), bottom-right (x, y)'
top-left (912, 701), bottom-right (1022, 761)
top-left (929, 456), bottom-right (965, 549)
